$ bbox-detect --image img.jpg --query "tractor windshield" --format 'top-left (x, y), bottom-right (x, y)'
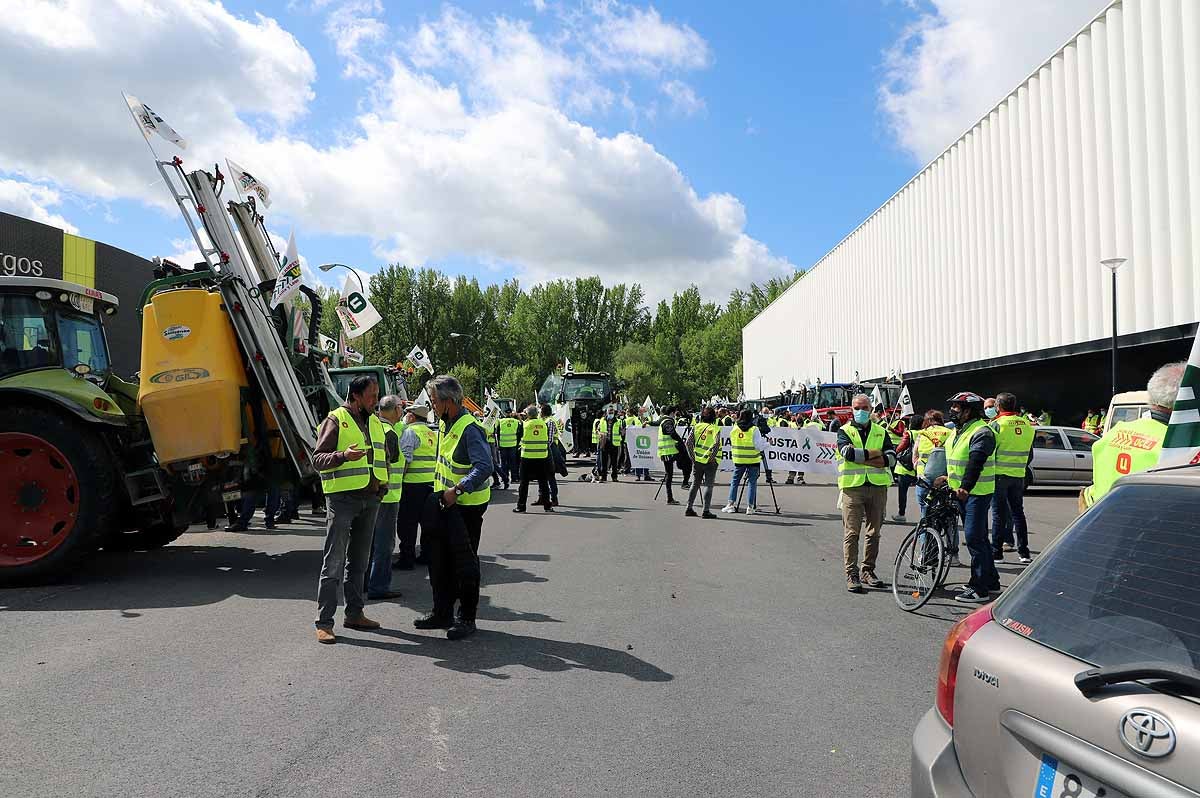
top-left (563, 377), bottom-right (608, 400)
top-left (56, 307), bottom-right (110, 380)
top-left (814, 385), bottom-right (851, 408)
top-left (0, 294), bottom-right (59, 377)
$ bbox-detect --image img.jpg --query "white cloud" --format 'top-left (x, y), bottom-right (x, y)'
top-left (661, 79), bottom-right (704, 116)
top-left (0, 179), bottom-right (78, 233)
top-left (588, 2), bottom-right (710, 73)
top-left (325, 0), bottom-right (388, 79)
top-left (0, 1), bottom-right (793, 305)
top-left (879, 0), bottom-right (1108, 163)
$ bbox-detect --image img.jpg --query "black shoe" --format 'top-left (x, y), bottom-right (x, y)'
top-left (368, 590), bottom-right (403, 601)
top-left (513, 507), bottom-right (526, 513)
top-left (264, 519), bottom-right (276, 530)
top-left (414, 614), bottom-right (454, 630)
top-left (954, 587), bottom-right (989, 604)
top-left (393, 559), bottom-right (415, 571)
top-left (701, 511), bottom-right (718, 519)
top-left (447, 620), bottom-right (477, 640)
top-left (224, 522), bottom-right (248, 532)
top-left (684, 508), bottom-right (698, 517)
top-left (784, 478), bottom-right (794, 485)
top-left (599, 477), bottom-right (607, 483)
top-left (551, 498), bottom-right (559, 506)
top-left (666, 499), bottom-right (680, 506)
top-left (413, 553), bottom-right (430, 565)
top-left (993, 551), bottom-right (1004, 561)
top-left (543, 506), bottom-right (556, 513)
top-left (612, 476), bottom-right (619, 482)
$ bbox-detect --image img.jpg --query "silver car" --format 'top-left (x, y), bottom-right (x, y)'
top-left (1027, 426), bottom-right (1099, 487)
top-left (912, 467), bottom-right (1200, 797)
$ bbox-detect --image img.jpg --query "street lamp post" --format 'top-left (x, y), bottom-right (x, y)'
top-left (317, 262), bottom-right (365, 293)
top-left (756, 375), bottom-right (763, 399)
top-left (828, 351), bottom-right (837, 383)
top-left (1100, 258), bottom-right (1128, 396)
top-left (450, 332), bottom-right (483, 403)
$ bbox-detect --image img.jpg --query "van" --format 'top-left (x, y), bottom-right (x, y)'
top-left (1104, 390), bottom-right (1151, 434)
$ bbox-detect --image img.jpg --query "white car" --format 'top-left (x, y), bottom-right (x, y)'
top-left (1027, 425), bottom-right (1099, 487)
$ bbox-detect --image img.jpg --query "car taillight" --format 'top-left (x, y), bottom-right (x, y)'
top-left (935, 604), bottom-right (993, 727)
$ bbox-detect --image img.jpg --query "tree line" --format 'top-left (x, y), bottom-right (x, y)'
top-left (308, 265), bottom-right (801, 407)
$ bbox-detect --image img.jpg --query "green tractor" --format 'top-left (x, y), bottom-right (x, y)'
top-left (0, 277), bottom-right (174, 585)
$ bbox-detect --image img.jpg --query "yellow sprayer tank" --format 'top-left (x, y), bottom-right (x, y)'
top-left (139, 288), bottom-right (248, 465)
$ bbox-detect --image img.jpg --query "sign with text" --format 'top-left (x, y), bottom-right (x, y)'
top-left (716, 427), bottom-right (839, 474)
top-left (623, 425), bottom-right (660, 471)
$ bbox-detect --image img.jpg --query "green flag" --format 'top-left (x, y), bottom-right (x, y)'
top-left (1157, 337), bottom-right (1200, 468)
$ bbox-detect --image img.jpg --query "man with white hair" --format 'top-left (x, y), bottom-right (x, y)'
top-left (1082, 361), bottom-right (1186, 509)
top-left (836, 393), bottom-right (896, 593)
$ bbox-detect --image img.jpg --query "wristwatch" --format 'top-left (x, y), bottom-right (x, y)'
top-left (454, 486), bottom-right (464, 497)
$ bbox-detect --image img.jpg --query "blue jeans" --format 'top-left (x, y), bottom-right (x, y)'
top-left (960, 493), bottom-right (998, 593)
top-left (991, 475), bottom-right (1029, 556)
top-left (237, 485), bottom-right (281, 524)
top-left (896, 473), bottom-right (916, 516)
top-left (367, 500), bottom-right (400, 596)
top-left (727, 464), bottom-right (760, 507)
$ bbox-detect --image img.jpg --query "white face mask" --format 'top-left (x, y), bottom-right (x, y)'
top-left (984, 406), bottom-right (998, 419)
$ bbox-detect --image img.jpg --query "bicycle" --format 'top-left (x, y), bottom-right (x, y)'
top-left (892, 478), bottom-right (961, 611)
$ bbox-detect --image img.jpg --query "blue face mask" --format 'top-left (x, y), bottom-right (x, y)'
top-left (984, 406), bottom-right (998, 419)
top-left (853, 409), bottom-right (871, 425)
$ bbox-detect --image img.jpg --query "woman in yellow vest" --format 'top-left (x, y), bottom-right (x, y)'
top-left (721, 408), bottom-right (767, 514)
top-left (685, 406), bottom-right (722, 518)
top-left (397, 402), bottom-right (438, 569)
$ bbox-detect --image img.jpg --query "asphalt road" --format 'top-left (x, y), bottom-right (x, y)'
top-left (2, 469), bottom-right (1081, 798)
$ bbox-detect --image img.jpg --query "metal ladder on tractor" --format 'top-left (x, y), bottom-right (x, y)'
top-left (151, 156), bottom-right (320, 480)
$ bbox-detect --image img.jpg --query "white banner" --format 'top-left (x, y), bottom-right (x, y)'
top-left (623, 425), bottom-right (660, 471)
top-left (335, 273), bottom-right (382, 338)
top-left (715, 426), bottom-right (839, 474)
top-left (226, 158), bottom-right (272, 208)
top-left (269, 229), bottom-right (303, 308)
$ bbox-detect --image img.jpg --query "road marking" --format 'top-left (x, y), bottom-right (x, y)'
top-left (427, 706), bottom-right (449, 771)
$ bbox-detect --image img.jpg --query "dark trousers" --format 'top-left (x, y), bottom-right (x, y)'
top-left (677, 453), bottom-right (692, 485)
top-left (662, 456), bottom-right (676, 501)
top-left (960, 494), bottom-right (999, 593)
top-left (896, 473), bottom-right (917, 516)
top-left (499, 446), bottom-right (519, 486)
top-left (422, 494), bottom-right (486, 621)
top-left (517, 458), bottom-right (551, 510)
top-left (687, 459), bottom-right (718, 512)
top-left (991, 475), bottom-right (1029, 556)
top-left (603, 443), bottom-right (620, 480)
top-left (397, 481), bottom-right (433, 563)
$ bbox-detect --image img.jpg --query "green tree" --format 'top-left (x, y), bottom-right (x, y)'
top-left (496, 364), bottom-right (538, 406)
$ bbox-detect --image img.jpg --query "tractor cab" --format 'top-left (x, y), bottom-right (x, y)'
top-left (0, 277), bottom-right (118, 388)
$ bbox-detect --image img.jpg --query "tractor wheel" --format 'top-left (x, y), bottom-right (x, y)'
top-left (0, 407), bottom-right (117, 585)
top-left (103, 520), bottom-right (190, 552)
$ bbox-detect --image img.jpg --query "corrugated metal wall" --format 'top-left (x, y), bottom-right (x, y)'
top-left (743, 0), bottom-right (1200, 395)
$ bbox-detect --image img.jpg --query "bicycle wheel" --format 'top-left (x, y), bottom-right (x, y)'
top-left (893, 522), bottom-right (945, 611)
top-left (935, 517), bottom-right (958, 589)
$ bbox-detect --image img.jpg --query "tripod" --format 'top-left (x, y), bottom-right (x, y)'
top-left (731, 455), bottom-right (780, 514)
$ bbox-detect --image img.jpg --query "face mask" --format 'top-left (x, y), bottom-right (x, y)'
top-left (852, 409), bottom-right (870, 425)
top-left (946, 407), bottom-right (961, 424)
top-left (984, 406), bottom-right (998, 419)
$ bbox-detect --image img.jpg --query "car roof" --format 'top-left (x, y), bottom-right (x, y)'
top-left (1119, 463), bottom-right (1200, 488)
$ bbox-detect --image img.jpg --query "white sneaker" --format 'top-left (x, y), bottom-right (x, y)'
top-left (1019, 555), bottom-right (1033, 564)
top-left (721, 504), bottom-right (736, 513)
top-left (893, 514), bottom-right (906, 523)
top-left (746, 506), bottom-right (757, 515)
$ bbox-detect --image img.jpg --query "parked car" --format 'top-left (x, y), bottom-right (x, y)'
top-left (1027, 425), bottom-right (1099, 487)
top-left (911, 466), bottom-right (1200, 798)
top-left (1105, 390), bottom-right (1151, 434)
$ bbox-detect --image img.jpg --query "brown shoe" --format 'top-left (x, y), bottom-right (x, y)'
top-left (860, 570), bottom-right (884, 589)
top-left (846, 574), bottom-right (865, 593)
top-left (344, 614), bottom-right (381, 630)
top-left (316, 628), bottom-right (337, 644)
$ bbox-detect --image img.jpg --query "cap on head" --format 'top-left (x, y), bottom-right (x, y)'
top-left (406, 403), bottom-right (432, 420)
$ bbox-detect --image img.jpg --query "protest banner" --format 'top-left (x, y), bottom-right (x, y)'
top-left (717, 427), bottom-right (839, 474)
top-left (623, 425), bottom-right (660, 471)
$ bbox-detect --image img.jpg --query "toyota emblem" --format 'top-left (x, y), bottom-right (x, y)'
top-left (1119, 709), bottom-right (1176, 758)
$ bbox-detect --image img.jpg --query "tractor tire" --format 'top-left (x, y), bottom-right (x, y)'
top-left (103, 520), bottom-right (190, 552)
top-left (0, 406), bottom-right (117, 585)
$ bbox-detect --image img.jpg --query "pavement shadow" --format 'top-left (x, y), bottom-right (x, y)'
top-left (339, 627), bottom-right (674, 683)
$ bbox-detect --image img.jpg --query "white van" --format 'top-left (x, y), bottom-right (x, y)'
top-left (1103, 390), bottom-right (1151, 434)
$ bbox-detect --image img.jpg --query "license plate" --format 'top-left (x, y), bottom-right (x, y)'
top-left (1035, 754), bottom-right (1122, 798)
top-left (221, 490), bottom-right (242, 502)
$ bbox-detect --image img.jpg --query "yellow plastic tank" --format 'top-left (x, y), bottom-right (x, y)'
top-left (138, 288), bottom-right (248, 465)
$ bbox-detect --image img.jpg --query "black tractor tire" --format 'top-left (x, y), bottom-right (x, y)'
top-left (0, 406), bottom-right (118, 586)
top-left (103, 520), bottom-right (190, 552)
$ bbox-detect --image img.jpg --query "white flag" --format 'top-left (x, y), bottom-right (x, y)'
top-left (810, 406), bottom-right (820, 421)
top-left (269, 230), bottom-right (303, 308)
top-left (124, 94), bottom-right (187, 149)
top-left (226, 159), bottom-right (271, 208)
top-left (338, 329), bottom-right (364, 364)
top-left (318, 333), bottom-right (338, 355)
top-left (335, 273), bottom-right (382, 338)
top-left (870, 384), bottom-right (885, 411)
top-left (899, 384), bottom-right (915, 417)
top-left (564, 356), bottom-right (573, 373)
top-left (405, 344), bottom-right (434, 375)
top-left (1157, 339), bottom-right (1200, 468)
top-left (413, 387), bottom-right (431, 408)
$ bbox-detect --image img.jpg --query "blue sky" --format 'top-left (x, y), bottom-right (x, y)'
top-left (0, 0), bottom-right (1104, 301)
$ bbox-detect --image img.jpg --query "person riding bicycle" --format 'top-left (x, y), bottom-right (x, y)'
top-left (934, 391), bottom-right (998, 604)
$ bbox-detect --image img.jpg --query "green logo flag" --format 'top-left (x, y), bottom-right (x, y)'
top-left (1158, 338), bottom-right (1200, 468)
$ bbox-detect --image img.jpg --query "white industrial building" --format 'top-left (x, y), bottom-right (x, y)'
top-left (743, 0), bottom-right (1199, 413)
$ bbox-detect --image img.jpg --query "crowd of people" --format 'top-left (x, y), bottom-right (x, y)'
top-left (296, 359), bottom-right (1184, 644)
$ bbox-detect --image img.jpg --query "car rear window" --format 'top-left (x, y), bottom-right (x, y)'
top-left (993, 483), bottom-right (1200, 671)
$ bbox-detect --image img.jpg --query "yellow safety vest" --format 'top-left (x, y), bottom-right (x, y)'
top-left (693, 421), bottom-right (720, 464)
top-left (611, 417), bottom-right (625, 446)
top-left (403, 424), bottom-right (438, 484)
top-left (946, 419), bottom-right (996, 496)
top-left (838, 423), bottom-right (891, 489)
top-left (914, 425), bottom-right (952, 477)
top-left (497, 418), bottom-right (520, 448)
top-left (592, 418), bottom-right (603, 443)
top-left (434, 412), bottom-right (491, 506)
top-left (1083, 417), bottom-right (1166, 507)
top-left (317, 406), bottom-right (388, 494)
top-left (991, 414), bottom-right (1035, 478)
top-left (521, 418), bottom-right (549, 459)
top-left (658, 423), bottom-right (678, 458)
top-left (729, 426), bottom-right (759, 465)
top-left (382, 420), bottom-right (404, 504)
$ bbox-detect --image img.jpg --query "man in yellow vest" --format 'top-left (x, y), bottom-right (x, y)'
top-left (722, 408), bottom-right (767, 514)
top-left (1082, 361), bottom-right (1185, 510)
top-left (656, 409), bottom-right (686, 505)
top-left (366, 395), bottom-right (406, 601)
top-left (600, 406), bottom-right (622, 482)
top-left (496, 413), bottom-right (521, 489)
top-left (312, 375), bottom-right (389, 644)
top-left (396, 402), bottom-right (437, 570)
top-left (684, 406), bottom-right (722, 518)
top-left (989, 392), bottom-right (1035, 564)
top-left (935, 392), bottom-right (998, 604)
top-left (836, 393), bottom-right (896, 593)
top-left (514, 404), bottom-right (554, 513)
top-left (414, 376), bottom-right (494, 641)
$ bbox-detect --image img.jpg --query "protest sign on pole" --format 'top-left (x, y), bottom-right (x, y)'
top-left (623, 426), bottom-right (660, 471)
